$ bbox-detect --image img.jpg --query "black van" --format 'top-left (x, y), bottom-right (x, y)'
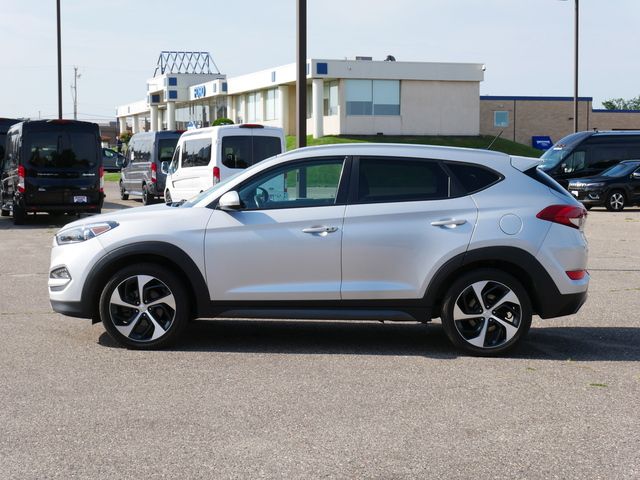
top-left (539, 130), bottom-right (640, 187)
top-left (119, 130), bottom-right (181, 205)
top-left (0, 120), bottom-right (103, 225)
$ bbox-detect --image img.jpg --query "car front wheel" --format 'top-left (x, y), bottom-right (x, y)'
top-left (605, 190), bottom-right (625, 211)
top-left (99, 263), bottom-right (189, 349)
top-left (440, 269), bottom-right (532, 356)
top-left (119, 181), bottom-right (129, 200)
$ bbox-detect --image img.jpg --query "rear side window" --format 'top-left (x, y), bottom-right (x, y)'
top-left (357, 157), bottom-right (450, 203)
top-left (222, 135), bottom-right (282, 169)
top-left (446, 163), bottom-right (502, 194)
top-left (182, 138), bottom-right (211, 168)
top-left (26, 131), bottom-right (98, 170)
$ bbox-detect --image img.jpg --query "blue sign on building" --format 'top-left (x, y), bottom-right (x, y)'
top-left (193, 85), bottom-right (207, 99)
top-left (532, 136), bottom-right (553, 150)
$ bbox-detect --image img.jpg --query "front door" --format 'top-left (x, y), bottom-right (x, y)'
top-left (204, 157), bottom-right (347, 301)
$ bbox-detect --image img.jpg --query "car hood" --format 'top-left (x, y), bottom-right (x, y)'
top-left (568, 176), bottom-right (609, 185)
top-left (57, 203), bottom-right (176, 232)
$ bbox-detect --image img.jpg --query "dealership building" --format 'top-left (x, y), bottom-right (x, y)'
top-left (116, 52), bottom-right (640, 147)
top-left (116, 52), bottom-right (485, 138)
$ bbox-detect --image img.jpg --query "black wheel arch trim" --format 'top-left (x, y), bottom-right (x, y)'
top-left (423, 246), bottom-right (583, 319)
top-left (81, 241), bottom-right (209, 323)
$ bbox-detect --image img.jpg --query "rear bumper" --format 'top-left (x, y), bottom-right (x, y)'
top-left (19, 192), bottom-right (104, 212)
top-left (536, 289), bottom-right (588, 319)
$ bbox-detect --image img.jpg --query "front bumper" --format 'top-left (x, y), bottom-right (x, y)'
top-left (50, 300), bottom-right (93, 319)
top-left (568, 188), bottom-right (605, 206)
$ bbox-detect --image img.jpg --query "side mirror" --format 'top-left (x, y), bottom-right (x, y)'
top-left (633, 171), bottom-right (640, 179)
top-left (218, 191), bottom-right (242, 211)
top-left (160, 161), bottom-right (169, 175)
top-left (115, 157), bottom-right (124, 168)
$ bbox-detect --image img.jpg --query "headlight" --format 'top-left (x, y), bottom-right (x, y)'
top-left (56, 221), bottom-right (119, 245)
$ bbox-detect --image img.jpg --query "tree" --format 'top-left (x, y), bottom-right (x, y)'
top-left (212, 117), bottom-right (234, 126)
top-left (602, 95), bottom-right (640, 110)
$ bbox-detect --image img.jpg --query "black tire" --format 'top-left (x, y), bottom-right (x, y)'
top-left (164, 189), bottom-right (172, 204)
top-left (440, 268), bottom-right (532, 356)
top-left (99, 263), bottom-right (190, 350)
top-left (1, 207), bottom-right (9, 217)
top-left (119, 181), bottom-right (129, 200)
top-left (142, 185), bottom-right (154, 205)
top-left (605, 190), bottom-right (625, 212)
top-left (584, 205), bottom-right (593, 211)
top-left (12, 201), bottom-right (26, 225)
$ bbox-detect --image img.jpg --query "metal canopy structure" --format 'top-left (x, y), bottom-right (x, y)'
top-left (153, 51), bottom-right (220, 76)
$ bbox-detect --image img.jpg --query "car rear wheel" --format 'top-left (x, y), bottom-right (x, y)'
top-left (440, 269), bottom-right (532, 356)
top-left (119, 181), bottom-right (129, 200)
top-left (605, 190), bottom-right (625, 211)
top-left (1, 206), bottom-right (9, 217)
top-left (164, 189), bottom-right (172, 204)
top-left (99, 263), bottom-right (189, 349)
top-left (142, 185), bottom-right (154, 205)
top-left (12, 201), bottom-right (26, 225)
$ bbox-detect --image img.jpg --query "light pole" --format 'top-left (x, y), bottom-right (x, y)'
top-left (56, 0), bottom-right (62, 119)
top-left (296, 0), bottom-right (307, 148)
top-left (560, 0), bottom-right (579, 133)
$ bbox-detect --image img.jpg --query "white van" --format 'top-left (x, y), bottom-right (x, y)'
top-left (164, 124), bottom-right (285, 202)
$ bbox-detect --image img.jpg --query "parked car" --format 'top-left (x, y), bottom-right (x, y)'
top-left (1, 120), bottom-right (103, 224)
top-left (164, 124), bottom-right (285, 203)
top-left (102, 147), bottom-right (125, 172)
top-left (539, 130), bottom-right (640, 187)
top-left (49, 144), bottom-right (589, 355)
top-left (567, 159), bottom-right (640, 211)
top-left (119, 131), bottom-right (181, 205)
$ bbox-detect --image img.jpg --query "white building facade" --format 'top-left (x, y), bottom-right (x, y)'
top-left (117, 58), bottom-right (484, 138)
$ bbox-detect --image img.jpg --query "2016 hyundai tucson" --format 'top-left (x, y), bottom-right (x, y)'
top-left (48, 144), bottom-right (589, 355)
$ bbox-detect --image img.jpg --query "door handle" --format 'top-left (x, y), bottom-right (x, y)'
top-left (302, 226), bottom-right (339, 234)
top-left (430, 218), bottom-right (467, 228)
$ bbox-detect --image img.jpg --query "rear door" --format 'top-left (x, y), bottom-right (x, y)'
top-left (341, 156), bottom-right (477, 300)
top-left (22, 125), bottom-right (101, 208)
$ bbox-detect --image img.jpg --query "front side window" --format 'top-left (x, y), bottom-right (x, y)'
top-left (357, 157), bottom-right (450, 203)
top-left (182, 138), bottom-right (211, 168)
top-left (157, 138), bottom-right (178, 163)
top-left (169, 145), bottom-right (180, 174)
top-left (562, 150), bottom-right (586, 173)
top-left (237, 158), bottom-right (344, 210)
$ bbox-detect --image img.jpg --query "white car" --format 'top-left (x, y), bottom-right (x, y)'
top-left (49, 143), bottom-right (589, 355)
top-left (164, 124), bottom-right (285, 203)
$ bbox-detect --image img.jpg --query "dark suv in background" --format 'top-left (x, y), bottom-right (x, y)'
top-left (0, 120), bottom-right (103, 224)
top-left (119, 131), bottom-right (181, 205)
top-left (568, 160), bottom-right (640, 211)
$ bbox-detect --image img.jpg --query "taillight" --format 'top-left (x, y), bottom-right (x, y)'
top-left (536, 204), bottom-right (587, 230)
top-left (99, 166), bottom-right (104, 193)
top-left (17, 165), bottom-right (25, 193)
top-left (151, 162), bottom-right (157, 184)
top-left (566, 270), bottom-right (587, 280)
top-left (213, 166), bottom-right (220, 185)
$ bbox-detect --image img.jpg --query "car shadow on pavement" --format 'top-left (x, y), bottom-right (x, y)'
top-left (98, 320), bottom-right (640, 361)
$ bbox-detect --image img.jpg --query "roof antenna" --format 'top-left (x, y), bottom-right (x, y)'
top-left (486, 130), bottom-right (503, 150)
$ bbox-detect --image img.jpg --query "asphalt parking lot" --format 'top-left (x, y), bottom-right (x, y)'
top-left (1, 181), bottom-right (639, 479)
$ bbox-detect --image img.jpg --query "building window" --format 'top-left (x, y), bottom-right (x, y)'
top-left (235, 95), bottom-right (245, 124)
top-left (345, 80), bottom-right (399, 116)
top-left (323, 81), bottom-right (338, 116)
top-left (247, 92), bottom-right (263, 122)
top-left (494, 111), bottom-right (509, 127)
top-left (265, 88), bottom-right (277, 120)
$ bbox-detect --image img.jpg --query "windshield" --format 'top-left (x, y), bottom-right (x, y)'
top-left (180, 171), bottom-right (243, 208)
top-left (539, 147), bottom-right (569, 171)
top-left (26, 131), bottom-right (98, 170)
top-left (602, 163), bottom-right (638, 177)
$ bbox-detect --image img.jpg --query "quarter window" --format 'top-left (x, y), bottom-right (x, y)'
top-left (357, 157), bottom-right (450, 203)
top-left (237, 158), bottom-right (344, 210)
top-left (182, 138), bottom-right (211, 168)
top-left (446, 163), bottom-right (501, 194)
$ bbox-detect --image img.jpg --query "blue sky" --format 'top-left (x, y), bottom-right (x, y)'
top-left (2, 0), bottom-right (639, 122)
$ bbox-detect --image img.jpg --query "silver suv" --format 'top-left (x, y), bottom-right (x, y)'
top-left (49, 144), bottom-right (589, 355)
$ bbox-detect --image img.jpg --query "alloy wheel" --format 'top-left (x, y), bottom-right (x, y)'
top-left (609, 192), bottom-right (625, 211)
top-left (108, 275), bottom-right (176, 342)
top-left (452, 280), bottom-right (522, 349)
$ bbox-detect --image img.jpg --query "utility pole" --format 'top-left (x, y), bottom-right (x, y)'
top-left (71, 66), bottom-right (81, 120)
top-left (56, 0), bottom-right (62, 119)
top-left (296, 0), bottom-right (307, 148)
top-left (573, 0), bottom-right (579, 133)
